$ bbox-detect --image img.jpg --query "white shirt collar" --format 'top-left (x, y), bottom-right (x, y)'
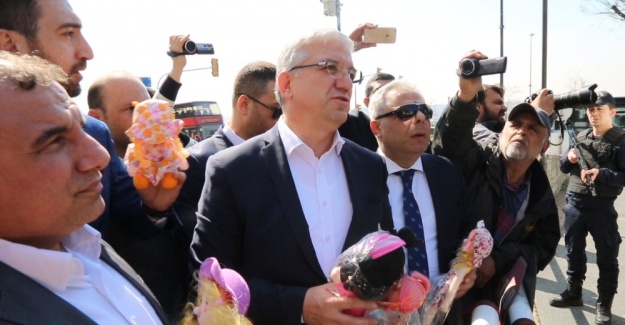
top-left (277, 117), bottom-right (345, 157)
top-left (377, 149), bottom-right (424, 174)
top-left (222, 123), bottom-right (246, 146)
top-left (0, 225), bottom-right (102, 292)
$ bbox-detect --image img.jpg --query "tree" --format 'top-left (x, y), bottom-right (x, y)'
top-left (585, 0), bottom-right (625, 22)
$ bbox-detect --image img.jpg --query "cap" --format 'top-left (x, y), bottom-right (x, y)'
top-left (508, 103), bottom-right (551, 129)
top-left (199, 257), bottom-right (250, 316)
top-left (593, 91), bottom-right (616, 107)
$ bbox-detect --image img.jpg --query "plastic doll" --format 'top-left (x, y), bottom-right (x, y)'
top-left (124, 99), bottom-right (189, 190)
top-left (421, 220), bottom-right (494, 325)
top-left (180, 257), bottom-right (252, 325)
top-left (329, 227), bottom-right (430, 323)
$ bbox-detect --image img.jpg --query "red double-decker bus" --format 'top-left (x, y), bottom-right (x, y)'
top-left (173, 101), bottom-right (223, 141)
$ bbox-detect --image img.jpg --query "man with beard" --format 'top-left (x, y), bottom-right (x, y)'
top-left (0, 4), bottom-right (185, 320)
top-left (433, 51), bottom-right (560, 324)
top-left (473, 84), bottom-right (507, 141)
top-left (0, 0), bottom-right (184, 237)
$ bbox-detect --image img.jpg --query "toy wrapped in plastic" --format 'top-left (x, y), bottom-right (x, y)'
top-left (420, 220), bottom-right (493, 325)
top-left (329, 227), bottom-right (430, 324)
top-left (124, 99), bottom-right (189, 190)
top-left (180, 257), bottom-right (252, 325)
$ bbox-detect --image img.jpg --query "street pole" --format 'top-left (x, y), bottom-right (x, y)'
top-left (336, 0), bottom-right (341, 31)
top-left (499, 0), bottom-right (504, 86)
top-left (542, 0), bottom-right (548, 89)
top-left (529, 33), bottom-right (534, 96)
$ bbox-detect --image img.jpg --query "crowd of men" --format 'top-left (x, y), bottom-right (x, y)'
top-left (0, 0), bottom-right (622, 325)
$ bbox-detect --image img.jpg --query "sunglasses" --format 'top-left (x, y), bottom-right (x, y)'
top-left (240, 93), bottom-right (282, 119)
top-left (374, 104), bottom-right (433, 121)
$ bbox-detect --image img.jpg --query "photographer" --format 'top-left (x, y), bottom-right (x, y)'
top-left (550, 91), bottom-right (624, 325)
top-left (433, 51), bottom-right (560, 324)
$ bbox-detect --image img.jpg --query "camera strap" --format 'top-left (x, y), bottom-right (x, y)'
top-left (550, 110), bottom-right (565, 147)
top-left (166, 51), bottom-right (185, 57)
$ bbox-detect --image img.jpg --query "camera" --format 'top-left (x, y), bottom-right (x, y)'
top-left (167, 40), bottom-right (215, 57)
top-left (183, 41), bottom-right (214, 55)
top-left (458, 57), bottom-right (507, 78)
top-left (526, 84), bottom-right (598, 110)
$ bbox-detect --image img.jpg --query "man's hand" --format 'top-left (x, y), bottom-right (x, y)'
top-left (457, 50), bottom-right (486, 103)
top-left (137, 170), bottom-right (186, 212)
top-left (168, 34), bottom-right (190, 82)
top-left (475, 256), bottom-right (496, 288)
top-left (567, 148), bottom-right (579, 164)
top-left (349, 23), bottom-right (378, 52)
top-left (302, 283), bottom-right (379, 325)
top-left (530, 88), bottom-right (555, 115)
top-left (455, 269), bottom-right (477, 299)
top-left (581, 168), bottom-right (600, 184)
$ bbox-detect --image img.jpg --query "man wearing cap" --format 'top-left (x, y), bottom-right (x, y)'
top-left (549, 91), bottom-right (624, 325)
top-left (433, 51), bottom-right (560, 323)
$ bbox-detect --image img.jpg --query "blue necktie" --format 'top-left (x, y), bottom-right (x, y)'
top-left (395, 169), bottom-right (429, 276)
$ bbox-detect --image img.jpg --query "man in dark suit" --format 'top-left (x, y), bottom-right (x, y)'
top-left (191, 30), bottom-right (393, 325)
top-left (0, 52), bottom-right (168, 324)
top-left (368, 79), bottom-right (475, 324)
top-left (175, 60), bottom-right (279, 237)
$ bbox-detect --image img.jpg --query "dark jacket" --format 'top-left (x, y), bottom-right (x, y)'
top-left (432, 96), bottom-right (560, 309)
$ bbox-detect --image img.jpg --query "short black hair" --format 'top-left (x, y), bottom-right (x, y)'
top-left (365, 72), bottom-right (395, 97)
top-left (232, 61), bottom-right (276, 108)
top-left (477, 84), bottom-right (505, 106)
top-left (0, 0), bottom-right (40, 42)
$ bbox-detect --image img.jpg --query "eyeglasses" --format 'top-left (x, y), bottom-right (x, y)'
top-left (289, 61), bottom-right (357, 82)
top-left (374, 104), bottom-right (433, 121)
top-left (240, 93), bottom-right (282, 119)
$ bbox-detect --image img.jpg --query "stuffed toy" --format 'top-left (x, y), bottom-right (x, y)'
top-left (180, 257), bottom-right (252, 325)
top-left (329, 227), bottom-right (430, 323)
top-left (421, 220), bottom-right (494, 325)
top-left (124, 99), bottom-right (189, 190)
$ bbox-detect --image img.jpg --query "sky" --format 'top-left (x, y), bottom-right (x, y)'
top-left (70, 0), bottom-right (625, 122)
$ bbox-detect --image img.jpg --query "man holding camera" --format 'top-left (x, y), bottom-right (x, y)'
top-left (550, 91), bottom-right (624, 325)
top-left (433, 51), bottom-right (560, 324)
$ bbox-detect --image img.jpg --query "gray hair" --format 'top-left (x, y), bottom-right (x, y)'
top-left (0, 51), bottom-right (68, 91)
top-left (274, 29), bottom-right (354, 106)
top-left (369, 79), bottom-right (423, 119)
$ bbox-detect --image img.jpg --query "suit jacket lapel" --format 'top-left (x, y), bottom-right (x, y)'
top-left (260, 127), bottom-right (325, 278)
top-left (340, 144), bottom-right (372, 251)
top-left (0, 261), bottom-right (96, 324)
top-left (213, 127), bottom-right (233, 152)
top-left (99, 242), bottom-right (170, 324)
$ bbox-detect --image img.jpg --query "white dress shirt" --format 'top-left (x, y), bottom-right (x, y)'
top-left (378, 152), bottom-right (441, 279)
top-left (223, 123), bottom-right (246, 146)
top-left (278, 118), bottom-right (352, 277)
top-left (0, 226), bottom-right (162, 325)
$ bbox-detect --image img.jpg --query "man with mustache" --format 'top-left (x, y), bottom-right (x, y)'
top-left (473, 84), bottom-right (507, 141)
top-left (0, 0), bottom-right (184, 240)
top-left (433, 51), bottom-right (560, 324)
top-left (0, 52), bottom-right (169, 324)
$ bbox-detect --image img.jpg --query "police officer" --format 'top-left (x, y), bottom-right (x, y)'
top-left (550, 91), bottom-right (624, 325)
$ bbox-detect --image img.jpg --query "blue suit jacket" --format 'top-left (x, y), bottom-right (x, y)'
top-left (83, 116), bottom-right (162, 240)
top-left (0, 242), bottom-right (169, 324)
top-left (191, 126), bottom-right (394, 325)
top-left (420, 153), bottom-right (473, 325)
top-left (175, 126), bottom-right (233, 238)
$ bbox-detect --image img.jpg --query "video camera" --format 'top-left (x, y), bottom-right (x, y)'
top-left (526, 84), bottom-right (598, 110)
top-left (167, 40), bottom-right (215, 57)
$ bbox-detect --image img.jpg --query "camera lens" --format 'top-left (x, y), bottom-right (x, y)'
top-left (460, 59), bottom-right (477, 77)
top-left (183, 41), bottom-right (197, 54)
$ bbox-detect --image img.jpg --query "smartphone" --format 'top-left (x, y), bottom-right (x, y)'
top-left (363, 27), bottom-right (397, 44)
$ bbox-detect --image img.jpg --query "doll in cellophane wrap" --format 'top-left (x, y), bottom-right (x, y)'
top-left (420, 220), bottom-right (494, 325)
top-left (180, 257), bottom-right (253, 325)
top-left (124, 99), bottom-right (189, 190)
top-left (329, 227), bottom-right (431, 325)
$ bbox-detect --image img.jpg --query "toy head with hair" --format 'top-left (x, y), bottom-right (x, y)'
top-left (181, 258), bottom-right (252, 325)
